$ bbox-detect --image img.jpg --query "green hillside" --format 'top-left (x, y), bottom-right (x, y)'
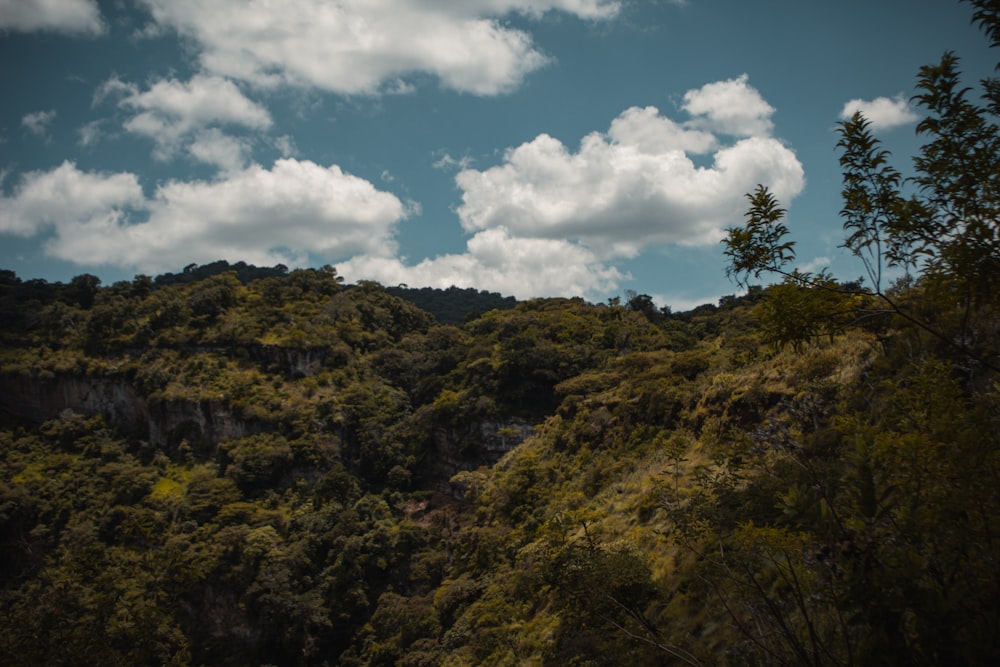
top-left (2, 3), bottom-right (1000, 664)
top-left (1, 257), bottom-right (997, 665)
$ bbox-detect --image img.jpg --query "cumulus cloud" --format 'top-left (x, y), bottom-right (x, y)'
top-left (840, 93), bottom-right (918, 131)
top-left (608, 105), bottom-right (716, 154)
top-left (454, 76), bottom-right (803, 259)
top-left (100, 74), bottom-right (271, 161)
top-left (138, 0), bottom-right (619, 95)
top-left (340, 75), bottom-right (801, 299)
top-left (0, 159), bottom-right (410, 273)
top-left (0, 0), bottom-right (104, 35)
top-left (3, 70), bottom-right (800, 301)
top-left (0, 161), bottom-right (144, 236)
top-left (339, 227), bottom-right (626, 299)
top-left (682, 74), bottom-right (775, 137)
top-left (187, 129), bottom-right (252, 172)
top-left (21, 109), bottom-right (57, 138)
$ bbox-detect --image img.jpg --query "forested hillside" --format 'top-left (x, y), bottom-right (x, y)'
top-left (3, 2), bottom-right (1000, 665)
top-left (0, 265), bottom-right (692, 665)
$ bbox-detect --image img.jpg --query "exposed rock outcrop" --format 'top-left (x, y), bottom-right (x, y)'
top-left (1, 367), bottom-right (533, 493)
top-left (426, 418), bottom-right (536, 496)
top-left (0, 373), bottom-right (261, 450)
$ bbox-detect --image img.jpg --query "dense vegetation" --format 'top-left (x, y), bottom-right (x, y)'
top-left (385, 286), bottom-right (517, 325)
top-left (2, 2), bottom-right (999, 664)
top-left (129, 259), bottom-right (518, 324)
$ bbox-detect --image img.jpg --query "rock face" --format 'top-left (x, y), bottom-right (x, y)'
top-left (0, 374), bottom-right (143, 430)
top-left (1, 369), bottom-right (534, 493)
top-left (426, 418), bottom-right (536, 496)
top-left (0, 373), bottom-right (260, 451)
top-left (245, 345), bottom-right (332, 377)
top-left (146, 399), bottom-right (260, 452)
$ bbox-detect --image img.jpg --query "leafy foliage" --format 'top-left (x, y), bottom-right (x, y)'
top-left (386, 285), bottom-right (517, 324)
top-left (704, 3), bottom-right (1000, 663)
top-left (723, 184), bottom-right (795, 287)
top-left (724, 3), bottom-right (1000, 371)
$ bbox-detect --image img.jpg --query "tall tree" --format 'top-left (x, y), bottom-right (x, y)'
top-left (723, 0), bottom-right (1000, 368)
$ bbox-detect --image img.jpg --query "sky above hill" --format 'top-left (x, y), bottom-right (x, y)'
top-left (0, 0), bottom-right (995, 308)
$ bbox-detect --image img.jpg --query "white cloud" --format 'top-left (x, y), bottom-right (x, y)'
top-left (77, 119), bottom-right (105, 146)
top-left (122, 75), bottom-right (271, 130)
top-left (186, 129), bottom-right (252, 172)
top-left (0, 0), bottom-right (104, 35)
top-left (101, 74), bottom-right (271, 161)
top-left (433, 152), bottom-right (476, 171)
top-left (451, 1), bottom-right (621, 20)
top-left (608, 105), bottom-right (716, 154)
top-left (454, 78), bottom-right (803, 259)
top-left (681, 74), bottom-right (775, 137)
top-left (340, 227), bottom-right (626, 299)
top-left (0, 161), bottom-right (144, 236)
top-left (139, 0), bottom-right (619, 95)
top-left (273, 135), bottom-right (298, 158)
top-left (340, 75), bottom-right (801, 299)
top-left (92, 75), bottom-right (135, 105)
top-left (840, 93), bottom-right (918, 131)
top-left (21, 109), bottom-right (57, 138)
top-left (0, 159), bottom-right (411, 273)
top-left (797, 255), bottom-right (831, 274)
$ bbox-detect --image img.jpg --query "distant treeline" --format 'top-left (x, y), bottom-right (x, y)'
top-left (143, 260), bottom-right (523, 325)
top-left (1, 261), bottom-right (522, 325)
top-left (386, 285), bottom-right (517, 324)
top-left (152, 260), bottom-right (290, 286)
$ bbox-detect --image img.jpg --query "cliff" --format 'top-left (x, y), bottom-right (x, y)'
top-left (0, 372), bottom-right (262, 453)
top-left (427, 418), bottom-right (536, 496)
top-left (0, 368), bottom-right (531, 492)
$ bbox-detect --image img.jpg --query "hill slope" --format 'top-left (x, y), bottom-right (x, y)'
top-left (2, 263), bottom-right (997, 665)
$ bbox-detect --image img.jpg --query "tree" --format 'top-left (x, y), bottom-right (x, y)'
top-left (724, 2), bottom-right (1000, 369)
top-left (625, 290), bottom-right (660, 323)
top-left (67, 273), bottom-right (101, 309)
top-left (703, 4), bottom-right (1000, 663)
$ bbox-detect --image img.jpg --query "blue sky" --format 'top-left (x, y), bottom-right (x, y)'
top-left (0, 0), bottom-right (994, 308)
